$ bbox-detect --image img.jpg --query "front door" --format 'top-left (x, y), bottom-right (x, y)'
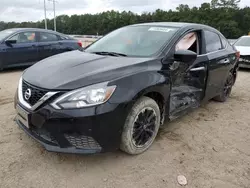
top-left (4, 31), bottom-right (38, 68)
top-left (169, 31), bottom-right (208, 119)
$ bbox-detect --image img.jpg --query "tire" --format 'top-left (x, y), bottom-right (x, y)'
top-left (214, 72), bottom-right (234, 102)
top-left (120, 96), bottom-right (161, 155)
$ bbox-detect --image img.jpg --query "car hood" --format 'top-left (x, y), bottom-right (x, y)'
top-left (235, 46), bottom-right (250, 56)
top-left (23, 50), bottom-right (153, 90)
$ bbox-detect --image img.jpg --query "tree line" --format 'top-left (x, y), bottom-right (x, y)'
top-left (0, 0), bottom-right (249, 39)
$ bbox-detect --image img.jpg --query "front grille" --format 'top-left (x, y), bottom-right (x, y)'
top-left (65, 134), bottom-right (101, 150)
top-left (22, 81), bottom-right (48, 106)
top-left (240, 55), bottom-right (250, 63)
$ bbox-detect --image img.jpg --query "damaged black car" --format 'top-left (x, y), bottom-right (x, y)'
top-left (14, 22), bottom-right (239, 155)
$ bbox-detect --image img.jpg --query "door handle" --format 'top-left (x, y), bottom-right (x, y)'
top-left (190, 67), bottom-right (205, 72)
top-left (223, 59), bottom-right (230, 64)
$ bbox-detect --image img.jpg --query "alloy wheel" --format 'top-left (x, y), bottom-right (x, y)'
top-left (132, 107), bottom-right (157, 148)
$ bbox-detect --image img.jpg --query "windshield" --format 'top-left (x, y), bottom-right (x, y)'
top-left (0, 30), bottom-right (15, 41)
top-left (85, 26), bottom-right (179, 57)
top-left (235, 37), bottom-right (250, 47)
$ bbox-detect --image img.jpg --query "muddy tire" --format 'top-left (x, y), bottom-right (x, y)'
top-left (120, 96), bottom-right (161, 155)
top-left (214, 72), bottom-right (234, 102)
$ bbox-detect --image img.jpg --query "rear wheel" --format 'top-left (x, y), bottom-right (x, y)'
top-left (214, 72), bottom-right (234, 102)
top-left (120, 96), bottom-right (161, 155)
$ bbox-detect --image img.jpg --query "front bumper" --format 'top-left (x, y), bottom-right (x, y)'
top-left (239, 57), bottom-right (250, 68)
top-left (15, 101), bottom-right (131, 154)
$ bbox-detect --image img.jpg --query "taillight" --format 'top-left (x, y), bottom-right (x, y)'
top-left (77, 40), bottom-right (82, 47)
top-left (236, 51), bottom-right (240, 59)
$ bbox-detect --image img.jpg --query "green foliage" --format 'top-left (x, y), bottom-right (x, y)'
top-left (0, 0), bottom-right (248, 39)
top-left (211, 0), bottom-right (241, 9)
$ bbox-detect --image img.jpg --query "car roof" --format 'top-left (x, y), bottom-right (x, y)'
top-left (131, 22), bottom-right (214, 29)
top-left (4, 28), bottom-right (65, 35)
top-left (130, 22), bottom-right (222, 35)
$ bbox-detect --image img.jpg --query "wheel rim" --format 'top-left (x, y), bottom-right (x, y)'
top-left (224, 75), bottom-right (234, 97)
top-left (132, 107), bottom-right (157, 148)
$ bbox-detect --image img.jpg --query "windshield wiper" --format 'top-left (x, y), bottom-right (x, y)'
top-left (92, 51), bottom-right (127, 57)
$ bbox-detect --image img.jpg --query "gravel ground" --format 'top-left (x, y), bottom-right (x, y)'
top-left (0, 69), bottom-right (250, 188)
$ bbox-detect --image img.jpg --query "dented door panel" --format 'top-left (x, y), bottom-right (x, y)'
top-left (169, 55), bottom-right (208, 119)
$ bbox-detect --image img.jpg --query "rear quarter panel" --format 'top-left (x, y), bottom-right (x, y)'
top-left (62, 40), bottom-right (82, 51)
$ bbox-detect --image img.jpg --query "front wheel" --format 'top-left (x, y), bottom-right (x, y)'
top-left (120, 96), bottom-right (161, 155)
top-left (214, 72), bottom-right (234, 102)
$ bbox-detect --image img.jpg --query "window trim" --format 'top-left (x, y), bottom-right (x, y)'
top-left (197, 48), bottom-right (226, 57)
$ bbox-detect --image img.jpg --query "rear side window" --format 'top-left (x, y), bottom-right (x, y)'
top-left (204, 30), bottom-right (222, 53)
top-left (40, 32), bottom-right (58, 42)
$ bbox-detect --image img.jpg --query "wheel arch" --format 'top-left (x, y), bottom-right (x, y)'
top-left (132, 85), bottom-right (170, 125)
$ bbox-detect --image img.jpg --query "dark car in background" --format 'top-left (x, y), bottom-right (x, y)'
top-left (15, 22), bottom-right (239, 155)
top-left (0, 28), bottom-right (82, 70)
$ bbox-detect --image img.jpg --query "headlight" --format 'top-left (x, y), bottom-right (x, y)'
top-left (51, 82), bottom-right (116, 109)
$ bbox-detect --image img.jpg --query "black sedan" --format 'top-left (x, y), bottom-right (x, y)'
top-left (14, 22), bottom-right (239, 155)
top-left (0, 28), bottom-right (82, 70)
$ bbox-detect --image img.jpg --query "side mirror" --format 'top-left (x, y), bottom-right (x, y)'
top-left (5, 40), bottom-right (15, 47)
top-left (174, 50), bottom-right (197, 63)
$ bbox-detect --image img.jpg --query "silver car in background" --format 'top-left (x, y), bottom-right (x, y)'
top-left (234, 36), bottom-right (250, 68)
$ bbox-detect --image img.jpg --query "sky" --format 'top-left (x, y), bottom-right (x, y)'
top-left (0, 0), bottom-right (249, 22)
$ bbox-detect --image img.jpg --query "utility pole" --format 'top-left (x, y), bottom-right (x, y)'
top-left (44, 0), bottom-right (47, 29)
top-left (48, 0), bottom-right (57, 31)
top-left (53, 0), bottom-right (56, 31)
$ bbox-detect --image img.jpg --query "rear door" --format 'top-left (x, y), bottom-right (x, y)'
top-left (37, 32), bottom-right (61, 61)
top-left (57, 35), bottom-right (75, 53)
top-left (203, 30), bottom-right (236, 100)
top-left (4, 31), bottom-right (38, 67)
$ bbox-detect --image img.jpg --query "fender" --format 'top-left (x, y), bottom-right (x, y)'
top-left (108, 70), bottom-right (171, 104)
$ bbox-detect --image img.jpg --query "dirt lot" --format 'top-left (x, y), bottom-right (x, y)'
top-left (0, 69), bottom-right (250, 188)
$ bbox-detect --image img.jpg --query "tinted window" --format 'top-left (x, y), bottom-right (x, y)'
top-left (40, 32), bottom-right (58, 42)
top-left (234, 37), bottom-right (250, 47)
top-left (204, 31), bottom-right (222, 53)
top-left (8, 32), bottom-right (36, 43)
top-left (85, 26), bottom-right (179, 57)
